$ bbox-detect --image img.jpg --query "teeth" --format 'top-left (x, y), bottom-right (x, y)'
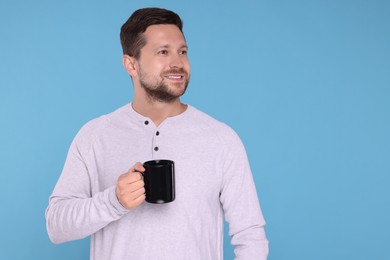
top-left (167, 76), bottom-right (182, 79)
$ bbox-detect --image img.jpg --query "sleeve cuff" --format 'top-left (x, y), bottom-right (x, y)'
top-left (106, 185), bottom-right (130, 216)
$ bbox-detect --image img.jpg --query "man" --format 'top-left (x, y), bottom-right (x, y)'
top-left (46, 8), bottom-right (268, 260)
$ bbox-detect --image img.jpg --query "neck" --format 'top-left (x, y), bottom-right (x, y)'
top-left (132, 97), bottom-right (187, 126)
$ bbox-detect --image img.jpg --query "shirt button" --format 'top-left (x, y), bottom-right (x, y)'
top-left (156, 131), bottom-right (160, 136)
top-left (154, 147), bottom-right (159, 151)
top-left (144, 120), bottom-right (149, 125)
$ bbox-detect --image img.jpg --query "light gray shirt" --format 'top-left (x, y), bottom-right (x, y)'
top-left (46, 104), bottom-right (268, 260)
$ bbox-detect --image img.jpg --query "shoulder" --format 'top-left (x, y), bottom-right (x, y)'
top-left (187, 106), bottom-right (242, 145)
top-left (71, 104), bottom-right (128, 150)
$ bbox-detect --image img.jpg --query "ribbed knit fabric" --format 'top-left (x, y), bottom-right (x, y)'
top-left (46, 103), bottom-right (268, 260)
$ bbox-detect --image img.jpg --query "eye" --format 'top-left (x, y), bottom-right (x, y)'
top-left (158, 50), bottom-right (168, 55)
top-left (179, 50), bottom-right (188, 55)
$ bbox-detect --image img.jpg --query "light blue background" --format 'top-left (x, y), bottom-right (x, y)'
top-left (1, 0), bottom-right (389, 259)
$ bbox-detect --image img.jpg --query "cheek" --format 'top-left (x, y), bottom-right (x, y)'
top-left (139, 56), bottom-right (164, 71)
top-left (182, 58), bottom-right (190, 71)
top-left (185, 56), bottom-right (191, 66)
top-left (140, 64), bottom-right (164, 78)
top-left (149, 61), bottom-right (166, 74)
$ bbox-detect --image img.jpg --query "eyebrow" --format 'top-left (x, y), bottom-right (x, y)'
top-left (154, 44), bottom-right (188, 50)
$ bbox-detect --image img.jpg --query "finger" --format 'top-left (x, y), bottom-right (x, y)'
top-left (121, 171), bottom-right (143, 184)
top-left (124, 187), bottom-right (145, 205)
top-left (133, 162), bottom-right (145, 173)
top-left (133, 193), bottom-right (146, 205)
top-left (128, 180), bottom-right (145, 193)
top-left (117, 179), bottom-right (144, 196)
top-left (128, 162), bottom-right (144, 173)
top-left (129, 171), bottom-right (143, 183)
top-left (131, 186), bottom-right (146, 198)
top-left (122, 191), bottom-right (146, 210)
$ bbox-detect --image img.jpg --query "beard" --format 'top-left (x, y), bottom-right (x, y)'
top-left (139, 68), bottom-right (190, 103)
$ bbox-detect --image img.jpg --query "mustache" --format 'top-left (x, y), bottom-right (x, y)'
top-left (161, 68), bottom-right (189, 77)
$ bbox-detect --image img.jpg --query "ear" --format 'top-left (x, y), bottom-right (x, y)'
top-left (122, 54), bottom-right (138, 78)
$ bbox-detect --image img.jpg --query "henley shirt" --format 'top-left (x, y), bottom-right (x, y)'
top-left (46, 103), bottom-right (268, 260)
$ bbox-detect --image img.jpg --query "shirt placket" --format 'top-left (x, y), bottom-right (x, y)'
top-left (144, 119), bottom-right (161, 159)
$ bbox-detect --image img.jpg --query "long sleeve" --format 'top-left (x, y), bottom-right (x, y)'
top-left (45, 124), bottom-right (129, 244)
top-left (219, 130), bottom-right (269, 260)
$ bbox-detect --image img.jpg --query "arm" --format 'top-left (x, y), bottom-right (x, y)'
top-left (45, 130), bottom-right (126, 244)
top-left (46, 187), bottom-right (128, 244)
top-left (220, 130), bottom-right (269, 260)
top-left (45, 126), bottom-right (145, 244)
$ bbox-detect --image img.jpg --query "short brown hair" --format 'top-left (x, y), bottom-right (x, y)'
top-left (120, 8), bottom-right (184, 59)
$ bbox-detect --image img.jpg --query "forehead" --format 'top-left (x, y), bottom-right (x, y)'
top-left (143, 24), bottom-right (187, 49)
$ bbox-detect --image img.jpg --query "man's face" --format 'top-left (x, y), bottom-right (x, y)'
top-left (135, 24), bottom-right (191, 103)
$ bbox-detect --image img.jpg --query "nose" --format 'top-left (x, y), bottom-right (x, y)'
top-left (169, 53), bottom-right (184, 68)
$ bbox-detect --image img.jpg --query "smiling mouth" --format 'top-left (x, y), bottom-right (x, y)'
top-left (165, 75), bottom-right (184, 79)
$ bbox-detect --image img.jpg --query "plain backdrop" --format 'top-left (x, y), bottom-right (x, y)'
top-left (1, 0), bottom-right (389, 259)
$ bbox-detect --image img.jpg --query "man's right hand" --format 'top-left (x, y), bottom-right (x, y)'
top-left (116, 162), bottom-right (146, 210)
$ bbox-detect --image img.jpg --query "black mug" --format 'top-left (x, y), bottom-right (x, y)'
top-left (143, 160), bottom-right (175, 204)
